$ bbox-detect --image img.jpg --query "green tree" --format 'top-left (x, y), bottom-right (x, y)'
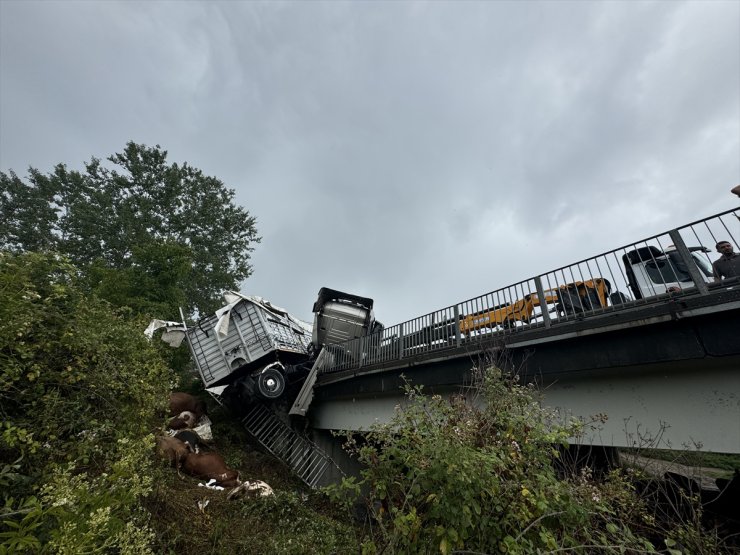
top-left (0, 142), bottom-right (260, 316)
top-left (0, 169), bottom-right (59, 253)
top-left (86, 239), bottom-right (194, 319)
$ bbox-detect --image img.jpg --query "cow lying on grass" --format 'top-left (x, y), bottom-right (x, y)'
top-left (182, 452), bottom-right (240, 488)
top-left (168, 410), bottom-right (197, 430)
top-left (168, 392), bottom-right (207, 421)
top-left (156, 437), bottom-right (239, 487)
top-left (156, 435), bottom-right (189, 472)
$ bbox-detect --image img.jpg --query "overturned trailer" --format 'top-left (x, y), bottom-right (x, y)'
top-left (182, 288), bottom-right (379, 412)
top-left (148, 288), bottom-right (381, 487)
top-left (188, 293), bottom-right (311, 404)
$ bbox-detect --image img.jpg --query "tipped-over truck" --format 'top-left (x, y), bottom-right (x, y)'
top-left (181, 288), bottom-right (380, 411)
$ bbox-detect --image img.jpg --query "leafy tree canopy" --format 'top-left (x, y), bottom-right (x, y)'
top-left (0, 142), bottom-right (261, 317)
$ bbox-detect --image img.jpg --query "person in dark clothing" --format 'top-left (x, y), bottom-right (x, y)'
top-left (712, 241), bottom-right (740, 280)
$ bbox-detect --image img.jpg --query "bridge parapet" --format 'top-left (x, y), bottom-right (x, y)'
top-left (310, 286), bottom-right (740, 454)
top-left (321, 208), bottom-right (739, 375)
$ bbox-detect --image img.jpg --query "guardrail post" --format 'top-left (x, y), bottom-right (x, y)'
top-left (668, 229), bottom-right (710, 295)
top-left (534, 276), bottom-right (552, 328)
top-left (399, 323), bottom-right (404, 359)
top-left (453, 306), bottom-right (461, 347)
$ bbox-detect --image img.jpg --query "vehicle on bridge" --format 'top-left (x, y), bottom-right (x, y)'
top-left (458, 241), bottom-right (715, 334)
top-left (623, 245), bottom-right (714, 299)
top-left (458, 278), bottom-right (614, 333)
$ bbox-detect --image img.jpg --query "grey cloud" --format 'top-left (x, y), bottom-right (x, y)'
top-left (1, 0), bottom-right (738, 324)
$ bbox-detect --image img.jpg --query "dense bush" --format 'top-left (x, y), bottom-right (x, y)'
top-left (329, 370), bottom-right (658, 554)
top-left (0, 252), bottom-right (173, 553)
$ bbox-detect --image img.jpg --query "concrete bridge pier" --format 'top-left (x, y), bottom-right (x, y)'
top-left (307, 427), bottom-right (364, 489)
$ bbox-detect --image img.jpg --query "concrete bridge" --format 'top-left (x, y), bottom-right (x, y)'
top-left (297, 284), bottom-right (740, 484)
top-left (236, 208), bottom-right (740, 487)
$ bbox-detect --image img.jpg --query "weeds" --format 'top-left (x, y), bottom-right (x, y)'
top-left (327, 367), bottom-right (734, 554)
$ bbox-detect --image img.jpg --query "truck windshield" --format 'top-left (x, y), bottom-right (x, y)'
top-left (644, 251), bottom-right (710, 284)
top-left (691, 252), bottom-right (714, 277)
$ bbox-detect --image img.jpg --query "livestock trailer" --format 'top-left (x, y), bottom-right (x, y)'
top-left (186, 294), bottom-right (312, 397)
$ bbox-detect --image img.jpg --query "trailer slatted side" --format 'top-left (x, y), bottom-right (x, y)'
top-left (187, 298), bottom-right (310, 387)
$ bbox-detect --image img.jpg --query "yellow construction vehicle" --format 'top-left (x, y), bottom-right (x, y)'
top-left (459, 278), bottom-right (611, 333)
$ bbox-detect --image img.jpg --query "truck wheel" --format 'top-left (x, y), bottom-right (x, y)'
top-left (256, 367), bottom-right (286, 399)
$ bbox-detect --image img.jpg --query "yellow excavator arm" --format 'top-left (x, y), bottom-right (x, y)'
top-left (459, 278), bottom-right (610, 333)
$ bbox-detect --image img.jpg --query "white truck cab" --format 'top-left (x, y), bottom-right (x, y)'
top-left (622, 245), bottom-right (713, 299)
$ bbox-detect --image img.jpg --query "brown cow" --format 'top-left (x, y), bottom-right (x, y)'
top-left (168, 410), bottom-right (197, 430)
top-left (156, 436), bottom-right (190, 471)
top-left (169, 392), bottom-right (207, 420)
top-left (182, 452), bottom-right (240, 487)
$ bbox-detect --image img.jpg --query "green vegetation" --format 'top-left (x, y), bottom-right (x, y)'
top-left (148, 478), bottom-right (358, 554)
top-left (328, 373), bottom-right (668, 554)
top-left (0, 251), bottom-right (172, 553)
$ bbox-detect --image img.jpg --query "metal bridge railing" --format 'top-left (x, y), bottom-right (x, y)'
top-left (321, 207), bottom-right (739, 374)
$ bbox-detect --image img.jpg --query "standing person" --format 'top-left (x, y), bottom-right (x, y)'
top-left (713, 241), bottom-right (740, 280)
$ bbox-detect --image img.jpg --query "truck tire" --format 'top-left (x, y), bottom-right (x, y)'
top-left (256, 367), bottom-right (286, 399)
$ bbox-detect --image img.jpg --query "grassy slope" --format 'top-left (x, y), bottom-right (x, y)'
top-left (145, 398), bottom-right (360, 555)
top-left (145, 379), bottom-right (739, 555)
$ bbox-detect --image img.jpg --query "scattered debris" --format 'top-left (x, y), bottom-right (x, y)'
top-left (192, 414), bottom-right (213, 441)
top-left (198, 478), bottom-right (225, 491)
top-left (227, 480), bottom-right (274, 500)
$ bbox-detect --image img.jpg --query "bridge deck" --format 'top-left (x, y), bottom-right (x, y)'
top-left (317, 286), bottom-right (740, 388)
top-left (310, 287), bottom-right (740, 454)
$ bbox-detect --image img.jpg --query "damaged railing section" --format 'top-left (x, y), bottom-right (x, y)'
top-left (242, 403), bottom-right (339, 488)
top-left (320, 207), bottom-right (739, 374)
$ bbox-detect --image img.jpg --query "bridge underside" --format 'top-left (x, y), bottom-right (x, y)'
top-left (309, 290), bottom-right (740, 454)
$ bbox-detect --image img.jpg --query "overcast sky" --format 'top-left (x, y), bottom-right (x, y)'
top-left (1, 0), bottom-right (739, 325)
